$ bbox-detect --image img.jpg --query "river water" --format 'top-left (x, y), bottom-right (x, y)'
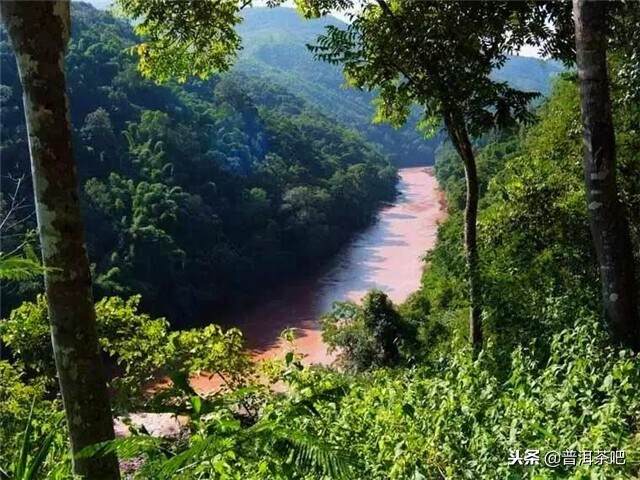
top-left (208, 166), bottom-right (446, 368)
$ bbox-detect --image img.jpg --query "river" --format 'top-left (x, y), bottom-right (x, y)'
top-left (130, 167), bottom-right (445, 431)
top-left (202, 166), bottom-right (446, 369)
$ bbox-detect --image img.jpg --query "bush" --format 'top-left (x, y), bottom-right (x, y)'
top-left (322, 290), bottom-right (417, 371)
top-left (0, 295), bottom-right (252, 410)
top-left (282, 317), bottom-right (640, 479)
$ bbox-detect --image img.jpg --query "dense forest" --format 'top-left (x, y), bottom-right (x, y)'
top-left (0, 3), bottom-right (397, 323)
top-left (1, 1), bottom-right (640, 479)
top-left (0, 4), bottom-right (561, 323)
top-left (235, 7), bottom-right (564, 166)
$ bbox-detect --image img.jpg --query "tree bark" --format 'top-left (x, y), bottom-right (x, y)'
top-left (443, 110), bottom-right (483, 355)
top-left (573, 0), bottom-right (640, 348)
top-left (0, 2), bottom-right (120, 477)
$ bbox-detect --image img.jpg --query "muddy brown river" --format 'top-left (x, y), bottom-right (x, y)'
top-left (193, 166), bottom-right (446, 386)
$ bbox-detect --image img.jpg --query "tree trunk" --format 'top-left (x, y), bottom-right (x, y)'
top-left (0, 2), bottom-right (120, 477)
top-left (573, 0), bottom-right (640, 348)
top-left (444, 110), bottom-right (483, 355)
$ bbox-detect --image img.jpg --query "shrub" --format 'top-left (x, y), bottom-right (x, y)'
top-left (321, 290), bottom-right (416, 371)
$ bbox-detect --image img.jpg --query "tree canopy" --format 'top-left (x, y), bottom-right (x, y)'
top-left (0, 3), bottom-right (397, 323)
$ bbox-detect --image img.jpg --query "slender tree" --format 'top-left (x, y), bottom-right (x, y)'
top-left (0, 2), bottom-right (120, 478)
top-left (572, 0), bottom-right (640, 348)
top-left (307, 0), bottom-right (539, 353)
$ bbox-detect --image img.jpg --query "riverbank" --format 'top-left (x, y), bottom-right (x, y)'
top-left (190, 166), bottom-right (446, 392)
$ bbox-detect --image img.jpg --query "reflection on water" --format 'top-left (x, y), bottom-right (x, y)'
top-left (221, 166), bottom-right (446, 364)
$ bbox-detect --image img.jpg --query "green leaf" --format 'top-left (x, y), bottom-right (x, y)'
top-left (190, 395), bottom-right (203, 416)
top-left (0, 253), bottom-right (44, 281)
top-left (285, 351), bottom-right (294, 366)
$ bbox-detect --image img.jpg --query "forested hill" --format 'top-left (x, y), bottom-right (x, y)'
top-left (0, 2), bottom-right (397, 323)
top-left (235, 7), bottom-right (564, 166)
top-left (0, 2), bottom-right (563, 323)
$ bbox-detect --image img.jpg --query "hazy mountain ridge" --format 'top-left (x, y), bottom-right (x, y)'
top-left (235, 7), bottom-right (564, 166)
top-left (79, 3), bottom-right (564, 166)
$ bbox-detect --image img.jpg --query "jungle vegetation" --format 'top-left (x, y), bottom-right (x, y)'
top-left (0, 3), bottom-right (398, 324)
top-left (1, 1), bottom-right (639, 479)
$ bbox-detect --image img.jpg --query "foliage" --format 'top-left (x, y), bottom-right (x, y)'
top-left (0, 362), bottom-right (44, 461)
top-left (0, 399), bottom-right (64, 480)
top-left (309, 1), bottom-right (541, 136)
top-left (278, 318), bottom-right (640, 479)
top-left (322, 290), bottom-right (416, 371)
top-left (0, 295), bottom-right (252, 411)
top-left (115, 0), bottom-right (243, 83)
top-left (234, 8), bottom-right (561, 166)
top-left (69, 353), bottom-right (353, 480)
top-left (2, 4), bottom-right (640, 480)
top-left (79, 314), bottom-right (640, 479)
top-left (0, 3), bottom-right (397, 323)
top-left (425, 74), bottom-right (640, 363)
top-left (288, 66), bottom-right (640, 479)
top-left (94, 410), bottom-right (355, 479)
top-left (236, 7), bottom-right (435, 166)
top-left (0, 253), bottom-right (43, 282)
top-left (0, 298), bottom-right (52, 379)
top-left (307, 0), bottom-right (554, 352)
top-left (0, 363), bottom-right (70, 478)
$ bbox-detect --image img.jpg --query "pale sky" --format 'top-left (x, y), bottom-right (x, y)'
top-left (519, 44), bottom-right (542, 58)
top-left (252, 0), bottom-right (543, 58)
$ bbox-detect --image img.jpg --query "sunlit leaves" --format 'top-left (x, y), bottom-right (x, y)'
top-left (311, 1), bottom-right (543, 135)
top-left (322, 290), bottom-right (414, 371)
top-left (0, 295), bottom-right (252, 410)
top-left (0, 296), bottom-right (52, 378)
top-left (168, 324), bottom-right (251, 391)
top-left (294, 0), bottom-right (354, 20)
top-left (115, 0), bottom-right (244, 82)
top-left (0, 254), bottom-right (43, 282)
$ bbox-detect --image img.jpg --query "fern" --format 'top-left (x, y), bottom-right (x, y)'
top-left (272, 427), bottom-right (354, 479)
top-left (77, 435), bottom-right (162, 461)
top-left (151, 418), bottom-right (355, 479)
top-left (0, 253), bottom-right (44, 281)
top-left (81, 415), bottom-right (356, 479)
top-left (158, 437), bottom-right (229, 477)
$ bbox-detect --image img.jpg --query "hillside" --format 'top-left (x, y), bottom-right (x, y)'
top-left (0, 3), bottom-right (397, 323)
top-left (78, 4), bottom-right (564, 166)
top-left (235, 7), bottom-right (564, 166)
top-left (3, 3), bottom-right (640, 479)
top-left (492, 55), bottom-right (565, 93)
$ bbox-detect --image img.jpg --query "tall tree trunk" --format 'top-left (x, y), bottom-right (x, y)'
top-left (0, 2), bottom-right (120, 478)
top-left (444, 110), bottom-right (483, 355)
top-left (573, 0), bottom-right (640, 348)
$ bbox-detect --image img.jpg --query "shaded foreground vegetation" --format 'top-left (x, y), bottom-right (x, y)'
top-left (3, 69), bottom-right (640, 478)
top-left (2, 1), bottom-right (640, 479)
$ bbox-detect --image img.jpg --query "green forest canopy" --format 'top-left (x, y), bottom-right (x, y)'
top-left (0, 3), bottom-right (397, 324)
top-left (0, 4), bottom-right (561, 325)
top-left (3, 67), bottom-right (640, 479)
top-left (1, 2), bottom-right (640, 478)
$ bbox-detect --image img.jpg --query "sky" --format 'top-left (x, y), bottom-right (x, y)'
top-left (519, 44), bottom-right (542, 58)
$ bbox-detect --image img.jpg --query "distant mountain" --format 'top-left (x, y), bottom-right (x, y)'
top-left (235, 7), bottom-right (564, 166)
top-left (493, 56), bottom-right (565, 95)
top-left (79, 3), bottom-right (564, 166)
top-left (235, 8), bottom-right (435, 166)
